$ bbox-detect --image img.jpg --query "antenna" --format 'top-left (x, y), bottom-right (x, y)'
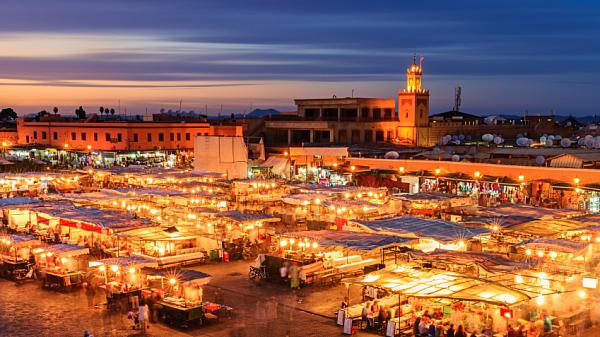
top-left (419, 55), bottom-right (424, 69)
top-left (351, 89), bottom-right (354, 98)
top-left (454, 86), bottom-right (462, 112)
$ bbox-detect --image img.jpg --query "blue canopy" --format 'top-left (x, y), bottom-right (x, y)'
top-left (356, 216), bottom-right (490, 243)
top-left (1, 234), bottom-right (41, 248)
top-left (284, 230), bottom-right (414, 251)
top-left (462, 215), bottom-right (535, 228)
top-left (516, 238), bottom-right (589, 254)
top-left (44, 244), bottom-right (89, 257)
top-left (37, 205), bottom-right (153, 230)
top-left (215, 211), bottom-right (279, 223)
top-left (94, 255), bottom-right (157, 268)
top-left (155, 269), bottom-right (212, 283)
top-left (0, 197), bottom-right (41, 207)
top-left (409, 249), bottom-right (536, 273)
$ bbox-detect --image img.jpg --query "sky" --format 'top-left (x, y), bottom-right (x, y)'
top-left (0, 0), bottom-right (599, 116)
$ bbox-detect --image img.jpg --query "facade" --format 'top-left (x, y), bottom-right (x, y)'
top-left (16, 116), bottom-right (243, 152)
top-left (265, 57), bottom-right (429, 147)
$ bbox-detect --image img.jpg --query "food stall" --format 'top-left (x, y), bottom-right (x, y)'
top-left (35, 243), bottom-right (90, 290)
top-left (0, 234), bottom-right (41, 279)
top-left (90, 256), bottom-right (157, 312)
top-left (116, 225), bottom-right (220, 268)
top-left (391, 192), bottom-right (474, 216)
top-left (147, 269), bottom-right (230, 326)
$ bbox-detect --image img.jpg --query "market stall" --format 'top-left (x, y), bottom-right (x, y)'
top-left (147, 269), bottom-right (230, 326)
top-left (391, 192), bottom-right (474, 216)
top-left (90, 256), bottom-right (157, 312)
top-left (0, 234), bottom-right (41, 279)
top-left (34, 243), bottom-right (89, 290)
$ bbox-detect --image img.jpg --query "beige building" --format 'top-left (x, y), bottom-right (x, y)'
top-left (264, 57), bottom-right (430, 147)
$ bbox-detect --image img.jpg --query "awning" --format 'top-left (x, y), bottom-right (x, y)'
top-left (283, 230), bottom-right (414, 251)
top-left (42, 244), bottom-right (89, 257)
top-left (91, 256), bottom-right (157, 269)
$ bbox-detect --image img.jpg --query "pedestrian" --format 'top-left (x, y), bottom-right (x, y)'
top-left (341, 296), bottom-right (349, 309)
top-left (138, 299), bottom-right (149, 334)
top-left (85, 282), bottom-right (95, 308)
top-left (455, 325), bottom-right (466, 337)
top-left (214, 287), bottom-right (224, 304)
top-left (413, 315), bottom-right (422, 337)
top-left (447, 323), bottom-right (455, 337)
top-left (289, 262), bottom-right (300, 289)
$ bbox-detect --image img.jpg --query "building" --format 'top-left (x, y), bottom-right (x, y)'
top-left (16, 115), bottom-right (243, 152)
top-left (265, 57), bottom-right (430, 147)
top-left (193, 136), bottom-right (248, 179)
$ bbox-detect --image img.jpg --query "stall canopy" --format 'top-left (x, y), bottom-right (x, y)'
top-left (355, 216), bottom-right (490, 243)
top-left (516, 238), bottom-right (589, 254)
top-left (570, 214), bottom-right (600, 226)
top-left (42, 244), bottom-right (89, 257)
top-left (0, 197), bottom-right (41, 207)
top-left (1, 234), bottom-right (40, 248)
top-left (462, 215), bottom-right (536, 229)
top-left (480, 205), bottom-right (584, 220)
top-left (409, 249), bottom-right (536, 273)
top-left (283, 230), bottom-right (414, 251)
top-left (92, 256), bottom-right (157, 269)
top-left (507, 219), bottom-right (583, 237)
top-left (36, 205), bottom-right (154, 232)
top-left (155, 269), bottom-right (212, 285)
top-left (214, 211), bottom-right (280, 224)
top-left (117, 226), bottom-right (207, 242)
top-left (343, 265), bottom-right (530, 306)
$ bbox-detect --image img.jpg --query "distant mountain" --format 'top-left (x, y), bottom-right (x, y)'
top-left (246, 108), bottom-right (280, 118)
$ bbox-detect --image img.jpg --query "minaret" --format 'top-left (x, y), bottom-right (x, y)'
top-left (398, 55), bottom-right (430, 145)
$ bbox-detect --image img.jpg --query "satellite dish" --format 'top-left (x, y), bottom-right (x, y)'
top-left (451, 154), bottom-right (460, 162)
top-left (560, 138), bottom-right (571, 147)
top-left (384, 151), bottom-right (400, 159)
top-left (535, 156), bottom-right (545, 165)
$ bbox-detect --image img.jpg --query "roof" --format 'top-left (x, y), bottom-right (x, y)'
top-left (355, 216), bottom-right (490, 243)
top-left (36, 205), bottom-right (154, 230)
top-left (516, 238), bottom-right (589, 254)
top-left (489, 147), bottom-right (588, 157)
top-left (117, 226), bottom-right (207, 241)
top-left (549, 153), bottom-right (600, 168)
top-left (92, 256), bottom-right (157, 269)
top-left (214, 211), bottom-right (280, 223)
top-left (342, 265), bottom-right (530, 306)
top-left (394, 192), bottom-right (463, 202)
top-left (462, 215), bottom-right (536, 228)
top-left (0, 197), bottom-right (41, 207)
top-left (1, 234), bottom-right (40, 248)
top-left (153, 269), bottom-right (212, 285)
top-left (409, 249), bottom-right (535, 273)
top-left (283, 230), bottom-right (414, 251)
top-left (42, 244), bottom-right (89, 257)
top-left (480, 204), bottom-right (584, 220)
top-left (507, 219), bottom-right (583, 237)
top-left (430, 110), bottom-right (482, 120)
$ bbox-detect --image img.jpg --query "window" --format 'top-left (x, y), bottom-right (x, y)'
top-left (196, 133), bottom-right (201, 136)
top-left (105, 133), bottom-right (110, 141)
top-left (204, 132), bottom-right (208, 136)
top-left (158, 133), bottom-right (164, 141)
top-left (133, 133), bottom-right (138, 142)
top-left (147, 133), bottom-right (152, 142)
top-left (117, 133), bottom-right (122, 142)
top-left (81, 132), bottom-right (86, 141)
top-left (53, 132), bottom-right (58, 140)
top-left (177, 133), bottom-right (181, 141)
top-left (71, 132), bottom-right (76, 141)
top-left (185, 133), bottom-right (190, 141)
top-left (33, 131), bottom-right (37, 139)
top-left (42, 131), bottom-right (47, 140)
top-left (93, 133), bottom-right (98, 141)
top-left (170, 133), bottom-right (174, 141)
top-left (26, 136), bottom-right (29, 143)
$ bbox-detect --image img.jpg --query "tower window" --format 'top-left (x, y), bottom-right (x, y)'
top-left (405, 113), bottom-right (408, 118)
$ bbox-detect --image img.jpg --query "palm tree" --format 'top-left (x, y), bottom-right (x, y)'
top-left (99, 106), bottom-right (105, 115)
top-left (110, 108), bottom-right (115, 116)
top-left (53, 106), bottom-right (58, 115)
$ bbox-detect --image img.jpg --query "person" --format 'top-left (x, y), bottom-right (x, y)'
top-left (446, 323), bottom-right (455, 337)
top-left (289, 262), bottom-right (300, 289)
top-left (341, 296), bottom-right (349, 309)
top-left (413, 315), bottom-right (422, 337)
top-left (428, 320), bottom-right (436, 337)
top-left (214, 287), bottom-right (225, 304)
top-left (362, 301), bottom-right (371, 330)
top-left (507, 325), bottom-right (518, 337)
top-left (366, 303), bottom-right (375, 330)
top-left (138, 300), bottom-right (149, 334)
top-left (543, 313), bottom-right (552, 333)
top-left (455, 325), bottom-right (466, 337)
top-left (419, 317), bottom-right (429, 337)
top-left (85, 282), bottom-right (96, 307)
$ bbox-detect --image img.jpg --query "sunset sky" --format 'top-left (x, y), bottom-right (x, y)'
top-left (1, 0), bottom-right (599, 116)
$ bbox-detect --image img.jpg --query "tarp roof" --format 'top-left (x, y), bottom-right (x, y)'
top-left (154, 269), bottom-right (212, 285)
top-left (394, 192), bottom-right (464, 202)
top-left (42, 244), bottom-right (89, 257)
top-left (117, 226), bottom-right (207, 241)
top-left (0, 197), bottom-right (41, 207)
top-left (283, 230), bottom-right (414, 251)
top-left (355, 216), bottom-right (490, 243)
top-left (516, 238), bottom-right (589, 254)
top-left (507, 219), bottom-right (583, 237)
top-left (409, 249), bottom-right (536, 273)
top-left (480, 205), bottom-right (584, 220)
top-left (93, 255), bottom-right (157, 268)
top-left (462, 215), bottom-right (536, 228)
top-left (36, 205), bottom-right (154, 230)
top-left (214, 211), bottom-right (280, 223)
top-left (343, 265), bottom-right (530, 306)
top-left (1, 234), bottom-right (40, 248)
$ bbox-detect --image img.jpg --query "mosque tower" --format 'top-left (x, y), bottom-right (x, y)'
top-left (398, 55), bottom-right (430, 145)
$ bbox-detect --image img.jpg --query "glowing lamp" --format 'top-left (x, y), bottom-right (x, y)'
top-left (99, 265), bottom-right (106, 272)
top-left (314, 198), bottom-right (321, 205)
top-left (574, 177), bottom-right (580, 185)
top-left (312, 242), bottom-right (318, 249)
top-left (500, 308), bottom-right (513, 319)
top-left (537, 250), bottom-right (544, 258)
top-left (350, 166), bottom-right (356, 171)
top-left (536, 294), bottom-right (544, 305)
top-left (518, 175), bottom-right (525, 182)
top-left (399, 166), bottom-right (405, 173)
top-left (515, 274), bottom-right (523, 284)
top-left (549, 251), bottom-right (558, 260)
top-left (110, 265), bottom-right (119, 273)
top-left (582, 277), bottom-right (598, 289)
top-left (129, 267), bottom-right (136, 274)
top-left (280, 240), bottom-right (288, 247)
top-left (60, 257), bottom-right (67, 264)
top-left (525, 249), bottom-right (532, 256)
top-left (474, 171), bottom-right (481, 178)
top-left (434, 168), bottom-right (441, 175)
top-left (578, 290), bottom-right (587, 299)
top-left (169, 278), bottom-right (177, 285)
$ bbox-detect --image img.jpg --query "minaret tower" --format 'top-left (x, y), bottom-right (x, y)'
top-left (398, 55), bottom-right (430, 145)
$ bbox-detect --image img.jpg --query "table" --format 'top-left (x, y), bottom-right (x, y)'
top-left (158, 300), bottom-right (232, 327)
top-left (99, 285), bottom-right (144, 312)
top-left (42, 270), bottom-right (83, 291)
top-left (0, 259), bottom-right (29, 279)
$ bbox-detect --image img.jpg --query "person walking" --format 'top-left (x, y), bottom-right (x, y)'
top-left (138, 300), bottom-right (149, 334)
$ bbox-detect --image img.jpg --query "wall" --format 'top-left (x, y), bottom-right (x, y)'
top-left (193, 136), bottom-right (248, 179)
top-left (16, 118), bottom-right (243, 151)
top-left (347, 157), bottom-right (600, 185)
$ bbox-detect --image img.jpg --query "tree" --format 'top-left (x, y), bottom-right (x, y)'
top-left (36, 110), bottom-right (49, 120)
top-left (53, 106), bottom-right (59, 115)
top-left (75, 106), bottom-right (86, 119)
top-left (0, 108), bottom-right (17, 121)
top-left (99, 106), bottom-right (105, 115)
top-left (110, 108), bottom-right (115, 116)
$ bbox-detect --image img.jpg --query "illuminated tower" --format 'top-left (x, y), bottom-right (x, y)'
top-left (398, 55), bottom-right (430, 145)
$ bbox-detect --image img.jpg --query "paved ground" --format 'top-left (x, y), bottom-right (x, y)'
top-left (0, 260), bottom-right (367, 337)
